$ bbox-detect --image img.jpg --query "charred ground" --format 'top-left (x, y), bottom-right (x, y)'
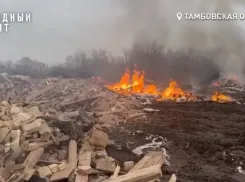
top-left (108, 101), bottom-right (245, 182)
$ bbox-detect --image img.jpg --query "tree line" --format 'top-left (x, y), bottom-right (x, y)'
top-left (0, 41), bottom-right (231, 85)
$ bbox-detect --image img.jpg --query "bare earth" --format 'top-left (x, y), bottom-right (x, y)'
top-left (107, 101), bottom-right (245, 182)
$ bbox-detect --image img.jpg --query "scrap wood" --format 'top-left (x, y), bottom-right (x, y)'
top-left (62, 111), bottom-right (80, 118)
top-left (110, 165), bottom-right (120, 180)
top-left (59, 96), bottom-right (101, 108)
top-left (129, 151), bottom-right (165, 173)
top-left (168, 173), bottom-right (177, 182)
top-left (15, 148), bottom-right (45, 181)
top-left (95, 158), bottom-right (116, 173)
top-left (94, 109), bottom-right (125, 117)
top-left (23, 147), bottom-right (44, 169)
top-left (126, 113), bottom-right (145, 122)
top-left (28, 135), bottom-right (69, 151)
top-left (75, 150), bottom-right (92, 182)
top-left (50, 140), bottom-right (77, 181)
top-left (106, 165), bottom-right (162, 182)
top-left (25, 85), bottom-right (54, 103)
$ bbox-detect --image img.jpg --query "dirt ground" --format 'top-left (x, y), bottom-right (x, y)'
top-left (107, 101), bottom-right (245, 182)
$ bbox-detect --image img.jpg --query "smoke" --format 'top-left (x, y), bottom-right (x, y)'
top-left (114, 0), bottom-right (245, 83)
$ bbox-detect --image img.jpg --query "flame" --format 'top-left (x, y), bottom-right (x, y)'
top-left (211, 92), bottom-right (232, 102)
top-left (161, 80), bottom-right (186, 99)
top-left (106, 69), bottom-right (159, 95)
top-left (106, 69), bottom-right (192, 100)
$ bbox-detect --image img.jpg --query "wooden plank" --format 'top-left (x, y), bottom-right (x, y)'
top-left (129, 151), bottom-right (165, 173)
top-left (75, 151), bottom-right (91, 182)
top-left (168, 173), bottom-right (177, 182)
top-left (106, 165), bottom-right (162, 182)
top-left (110, 165), bottom-right (120, 180)
top-left (23, 148), bottom-right (44, 169)
top-left (50, 140), bottom-right (77, 181)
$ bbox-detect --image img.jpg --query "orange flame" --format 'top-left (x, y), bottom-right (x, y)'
top-left (161, 80), bottom-right (186, 99)
top-left (106, 69), bottom-right (159, 95)
top-left (211, 92), bottom-right (232, 102)
top-left (106, 69), bottom-right (192, 100)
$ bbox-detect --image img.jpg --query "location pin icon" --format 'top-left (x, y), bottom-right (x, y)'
top-left (177, 12), bottom-right (182, 20)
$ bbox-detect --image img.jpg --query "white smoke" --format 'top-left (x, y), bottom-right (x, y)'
top-left (115, 0), bottom-right (245, 83)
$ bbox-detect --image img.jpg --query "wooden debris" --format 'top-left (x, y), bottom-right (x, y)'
top-left (62, 111), bottom-right (80, 118)
top-left (23, 147), bottom-right (44, 169)
top-left (0, 76), bottom-right (169, 181)
top-left (126, 113), bottom-right (145, 122)
top-left (24, 106), bottom-right (43, 117)
top-left (28, 135), bottom-right (69, 151)
top-left (75, 151), bottom-right (92, 182)
top-left (58, 161), bottom-right (67, 171)
top-left (25, 85), bottom-right (53, 103)
top-left (168, 173), bottom-right (177, 182)
top-left (48, 164), bottom-right (59, 173)
top-left (10, 130), bottom-right (21, 152)
top-left (50, 140), bottom-right (77, 181)
top-left (0, 127), bottom-right (10, 143)
top-left (95, 158), bottom-right (116, 173)
top-left (129, 151), bottom-right (165, 173)
top-left (110, 165), bottom-right (120, 180)
top-left (59, 96), bottom-right (100, 108)
top-left (38, 166), bottom-right (52, 177)
top-left (10, 104), bottom-right (23, 115)
top-left (124, 161), bottom-right (134, 172)
top-left (106, 165), bottom-right (162, 182)
top-left (22, 119), bottom-right (42, 134)
top-left (77, 151), bottom-right (91, 173)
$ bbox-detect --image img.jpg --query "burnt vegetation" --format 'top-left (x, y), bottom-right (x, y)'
top-left (0, 42), bottom-right (228, 85)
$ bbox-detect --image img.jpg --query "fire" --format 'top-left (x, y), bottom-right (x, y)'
top-left (162, 80), bottom-right (186, 99)
top-left (211, 92), bottom-right (232, 102)
top-left (106, 69), bottom-right (235, 103)
top-left (106, 69), bottom-right (159, 95)
top-left (106, 69), bottom-right (191, 100)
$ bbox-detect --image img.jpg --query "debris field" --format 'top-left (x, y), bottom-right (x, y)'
top-left (0, 72), bottom-right (244, 182)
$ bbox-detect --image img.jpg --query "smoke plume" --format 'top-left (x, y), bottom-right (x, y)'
top-left (114, 0), bottom-right (245, 83)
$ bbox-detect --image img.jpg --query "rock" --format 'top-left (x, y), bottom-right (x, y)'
top-left (124, 161), bottom-right (134, 172)
top-left (90, 129), bottom-right (109, 148)
top-left (38, 166), bottom-right (52, 177)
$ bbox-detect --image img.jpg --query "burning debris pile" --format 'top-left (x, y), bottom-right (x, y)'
top-left (0, 72), bottom-right (243, 181)
top-left (106, 69), bottom-right (233, 103)
top-left (0, 74), bottom-right (172, 182)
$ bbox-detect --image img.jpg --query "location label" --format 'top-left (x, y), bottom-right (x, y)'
top-left (177, 12), bottom-right (182, 20)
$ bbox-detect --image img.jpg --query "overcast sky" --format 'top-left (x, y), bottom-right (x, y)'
top-left (0, 0), bottom-right (129, 63)
top-left (0, 0), bottom-right (244, 64)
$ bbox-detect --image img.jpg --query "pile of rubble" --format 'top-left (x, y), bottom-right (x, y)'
top-left (0, 75), bottom-right (172, 182)
top-left (0, 102), bottom-right (169, 182)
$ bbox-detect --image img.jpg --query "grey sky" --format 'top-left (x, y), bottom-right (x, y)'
top-left (0, 0), bottom-right (245, 65)
top-left (0, 0), bottom-right (128, 63)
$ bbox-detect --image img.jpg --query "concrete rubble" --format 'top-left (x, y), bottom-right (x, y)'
top-left (0, 75), bottom-right (168, 182)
